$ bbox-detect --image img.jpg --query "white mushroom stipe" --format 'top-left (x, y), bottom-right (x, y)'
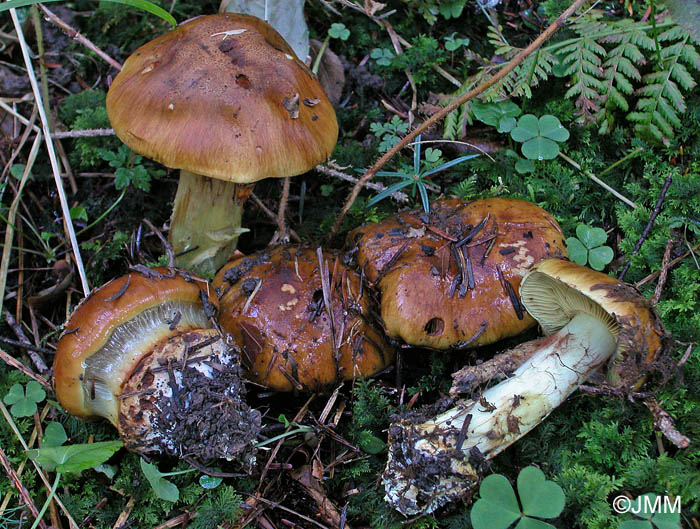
top-left (383, 312), bottom-right (617, 515)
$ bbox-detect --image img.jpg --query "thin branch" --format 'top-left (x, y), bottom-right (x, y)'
top-left (619, 173), bottom-right (673, 280)
top-left (142, 219), bottom-right (174, 269)
top-left (275, 177), bottom-right (291, 242)
top-left (52, 128), bottom-right (115, 139)
top-left (327, 0), bottom-right (591, 240)
top-left (249, 193), bottom-right (301, 242)
top-left (38, 5), bottom-right (122, 71)
top-left (652, 237), bottom-right (674, 305)
top-left (0, 347), bottom-right (50, 389)
top-left (636, 241), bottom-right (700, 288)
top-left (10, 8), bottom-right (90, 295)
top-left (0, 444), bottom-right (47, 529)
top-left (558, 152), bottom-right (638, 209)
top-left (314, 164), bottom-right (409, 203)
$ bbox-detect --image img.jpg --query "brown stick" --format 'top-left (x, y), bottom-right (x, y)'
top-left (652, 237), bottom-right (674, 305)
top-left (38, 5), bottom-right (122, 71)
top-left (52, 128), bottom-right (115, 139)
top-left (636, 241), bottom-right (700, 288)
top-left (249, 193), bottom-right (300, 242)
top-left (326, 0), bottom-right (590, 241)
top-left (618, 173), bottom-right (673, 281)
top-left (275, 177), bottom-right (291, 242)
top-left (644, 398), bottom-right (691, 449)
top-left (0, 347), bottom-right (51, 389)
top-left (0, 444), bottom-right (47, 529)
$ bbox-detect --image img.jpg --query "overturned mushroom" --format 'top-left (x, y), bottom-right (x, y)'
top-left (53, 268), bottom-right (260, 460)
top-left (383, 259), bottom-right (668, 515)
top-left (348, 198), bottom-right (567, 350)
top-left (213, 245), bottom-right (394, 392)
top-left (107, 14), bottom-right (337, 273)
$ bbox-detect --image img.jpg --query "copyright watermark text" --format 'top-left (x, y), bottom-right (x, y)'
top-left (612, 494), bottom-right (681, 515)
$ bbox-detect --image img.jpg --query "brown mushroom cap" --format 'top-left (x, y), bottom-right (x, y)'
top-left (53, 268), bottom-right (216, 420)
top-left (213, 246), bottom-right (394, 392)
top-left (106, 13), bottom-right (338, 183)
top-left (348, 198), bottom-right (567, 349)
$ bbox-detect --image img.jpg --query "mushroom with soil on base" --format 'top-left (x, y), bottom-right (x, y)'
top-left (348, 198), bottom-right (567, 350)
top-left (212, 245), bottom-right (394, 392)
top-left (106, 14), bottom-right (338, 273)
top-left (382, 258), bottom-right (668, 515)
top-left (53, 268), bottom-right (260, 461)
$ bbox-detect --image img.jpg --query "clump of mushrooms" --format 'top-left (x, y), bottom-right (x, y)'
top-left (348, 198), bottom-right (567, 350)
top-left (53, 267), bottom-right (260, 461)
top-left (106, 14), bottom-right (337, 273)
top-left (383, 258), bottom-right (669, 515)
top-left (212, 245), bottom-right (394, 392)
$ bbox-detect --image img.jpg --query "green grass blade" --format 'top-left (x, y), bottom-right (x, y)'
top-left (0, 0), bottom-right (177, 27)
top-left (367, 180), bottom-right (413, 207)
top-left (421, 154), bottom-right (480, 178)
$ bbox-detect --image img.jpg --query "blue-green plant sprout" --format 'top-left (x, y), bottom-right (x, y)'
top-left (472, 100), bottom-right (522, 133)
top-left (366, 135), bottom-right (479, 213)
top-left (510, 114), bottom-right (570, 160)
top-left (370, 47), bottom-right (394, 66)
top-left (444, 33), bottom-right (470, 52)
top-left (0, 0), bottom-right (176, 27)
top-left (3, 381), bottom-right (45, 417)
top-left (140, 459), bottom-right (196, 502)
top-left (618, 493), bottom-right (682, 529)
top-left (471, 466), bottom-right (566, 529)
top-left (312, 23), bottom-right (350, 74)
top-left (566, 224), bottom-right (614, 271)
top-left (27, 422), bottom-right (123, 529)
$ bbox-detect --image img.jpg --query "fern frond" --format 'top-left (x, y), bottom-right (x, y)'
top-left (561, 34), bottom-right (606, 122)
top-left (628, 29), bottom-right (698, 142)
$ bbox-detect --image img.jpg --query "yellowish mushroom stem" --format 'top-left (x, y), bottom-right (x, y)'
top-left (170, 170), bottom-right (249, 274)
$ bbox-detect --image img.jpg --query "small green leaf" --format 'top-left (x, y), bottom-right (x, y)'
top-left (566, 237), bottom-right (588, 265)
top-left (357, 431), bottom-right (385, 454)
top-left (199, 475), bottom-right (223, 489)
top-left (328, 23), bottom-right (350, 40)
top-left (511, 114), bottom-right (540, 142)
top-left (3, 382), bottom-right (45, 417)
top-left (515, 158), bottom-right (535, 174)
top-left (28, 440), bottom-right (123, 472)
top-left (517, 466), bottom-right (565, 519)
top-left (588, 246), bottom-right (614, 270)
top-left (473, 100), bottom-right (521, 128)
top-left (538, 115), bottom-right (570, 142)
top-left (140, 459), bottom-right (180, 502)
top-left (69, 205), bottom-right (88, 222)
top-left (651, 512), bottom-right (682, 529)
top-left (471, 474), bottom-right (521, 529)
top-left (43, 422), bottom-right (68, 448)
top-left (0, 0), bottom-right (176, 27)
top-left (424, 148), bottom-right (442, 163)
top-left (521, 137), bottom-right (560, 160)
top-left (94, 463), bottom-right (118, 480)
top-left (498, 116), bottom-right (517, 133)
top-left (577, 225), bottom-right (607, 248)
top-left (514, 518), bottom-right (558, 529)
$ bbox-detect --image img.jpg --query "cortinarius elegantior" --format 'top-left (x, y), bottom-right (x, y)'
top-left (213, 246), bottom-right (394, 392)
top-left (106, 14), bottom-right (338, 272)
top-left (383, 259), bottom-right (668, 515)
top-left (53, 268), bottom-right (260, 459)
top-left (348, 198), bottom-right (567, 350)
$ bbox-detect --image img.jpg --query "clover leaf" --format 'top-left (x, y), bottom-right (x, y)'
top-left (328, 22), bottom-right (350, 41)
top-left (370, 47), bottom-right (394, 66)
top-left (471, 466), bottom-right (565, 529)
top-left (618, 494), bottom-right (681, 529)
top-left (3, 381), bottom-right (46, 417)
top-left (566, 224), bottom-right (614, 271)
top-left (510, 114), bottom-right (570, 160)
top-left (43, 422), bottom-right (68, 448)
top-left (472, 100), bottom-right (521, 129)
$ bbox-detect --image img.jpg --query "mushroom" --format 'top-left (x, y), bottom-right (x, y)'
top-left (53, 267), bottom-right (260, 459)
top-left (383, 258), bottom-right (668, 515)
top-left (106, 14), bottom-right (338, 273)
top-left (212, 245), bottom-right (394, 392)
top-left (347, 198), bottom-right (567, 350)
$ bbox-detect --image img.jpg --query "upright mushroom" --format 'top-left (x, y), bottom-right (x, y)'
top-left (107, 14), bottom-right (338, 273)
top-left (213, 245), bottom-right (394, 392)
top-left (348, 198), bottom-right (567, 350)
top-left (383, 259), bottom-right (668, 515)
top-left (53, 268), bottom-right (260, 460)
